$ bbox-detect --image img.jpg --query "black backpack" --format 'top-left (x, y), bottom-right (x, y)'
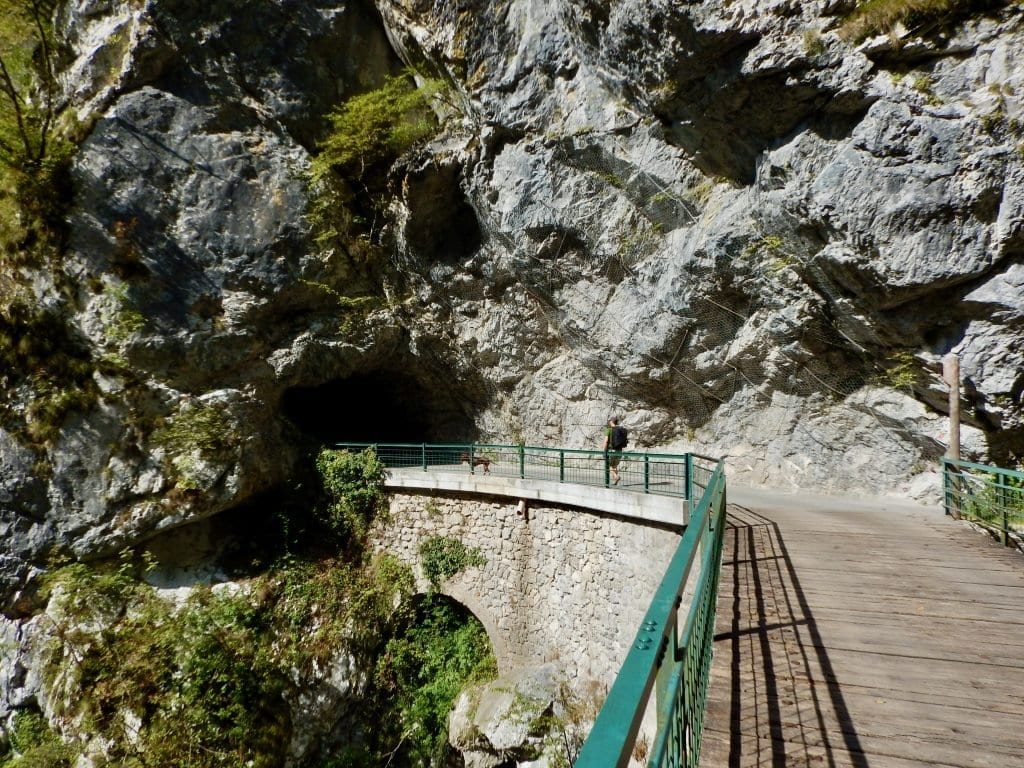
top-left (611, 425), bottom-right (628, 450)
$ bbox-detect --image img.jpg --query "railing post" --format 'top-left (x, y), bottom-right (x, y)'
top-left (999, 472), bottom-right (1009, 547)
top-left (685, 454), bottom-right (693, 500)
top-left (518, 444), bottom-right (525, 479)
top-left (471, 443), bottom-right (477, 475)
top-left (559, 450), bottom-right (565, 483)
top-left (604, 451), bottom-right (610, 487)
top-left (644, 453), bottom-right (650, 494)
top-left (942, 459), bottom-right (950, 516)
top-left (421, 443), bottom-right (427, 471)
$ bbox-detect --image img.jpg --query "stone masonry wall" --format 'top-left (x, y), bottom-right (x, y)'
top-left (371, 491), bottom-right (681, 687)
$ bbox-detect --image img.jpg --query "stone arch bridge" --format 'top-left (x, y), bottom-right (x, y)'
top-left (368, 459), bottom-right (688, 686)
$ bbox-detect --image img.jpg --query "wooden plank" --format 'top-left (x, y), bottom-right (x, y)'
top-left (700, 497), bottom-right (1024, 768)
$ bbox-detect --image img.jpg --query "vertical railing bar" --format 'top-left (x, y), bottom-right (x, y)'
top-left (685, 454), bottom-right (692, 501)
top-left (999, 471), bottom-right (1009, 546)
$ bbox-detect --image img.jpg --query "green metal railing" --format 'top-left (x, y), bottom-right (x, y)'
top-left (943, 458), bottom-right (1024, 547)
top-left (575, 455), bottom-right (726, 768)
top-left (332, 441), bottom-right (727, 766)
top-left (333, 442), bottom-right (695, 499)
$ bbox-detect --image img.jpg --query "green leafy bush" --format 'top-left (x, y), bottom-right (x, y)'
top-left (1, 709), bottom-right (74, 768)
top-left (31, 457), bottom-right (495, 767)
top-left (151, 402), bottom-right (236, 457)
top-left (0, 0), bottom-right (74, 254)
top-left (315, 447), bottom-right (389, 543)
top-left (39, 535), bottom-right (429, 765)
top-left (419, 536), bottom-right (486, 589)
top-left (374, 597), bottom-right (496, 765)
top-left (310, 71), bottom-right (442, 182)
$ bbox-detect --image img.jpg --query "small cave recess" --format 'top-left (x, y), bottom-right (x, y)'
top-left (281, 370), bottom-right (477, 445)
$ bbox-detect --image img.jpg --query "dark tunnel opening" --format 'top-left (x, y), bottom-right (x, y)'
top-left (281, 370), bottom-right (477, 444)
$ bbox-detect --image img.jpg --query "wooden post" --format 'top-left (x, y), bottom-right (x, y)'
top-left (942, 354), bottom-right (961, 462)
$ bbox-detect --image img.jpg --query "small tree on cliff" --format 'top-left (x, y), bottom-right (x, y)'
top-left (0, 0), bottom-right (72, 243)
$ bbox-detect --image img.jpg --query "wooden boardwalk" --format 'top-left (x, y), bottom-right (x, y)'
top-left (700, 487), bottom-right (1024, 768)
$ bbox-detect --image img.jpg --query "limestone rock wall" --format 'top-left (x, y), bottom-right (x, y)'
top-left (1, 1), bottom-right (1023, 610)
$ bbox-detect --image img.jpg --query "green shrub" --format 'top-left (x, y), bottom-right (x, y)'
top-left (373, 597), bottom-right (496, 765)
top-left (34, 454), bottom-right (468, 768)
top-left (802, 28), bottom-right (827, 56)
top-left (151, 402), bottom-right (235, 458)
top-left (310, 71), bottom-right (442, 182)
top-left (102, 282), bottom-right (146, 344)
top-left (271, 552), bottom-right (414, 666)
top-left (419, 536), bottom-right (486, 589)
top-left (0, 0), bottom-right (74, 254)
top-left (315, 447), bottom-right (389, 543)
top-left (1, 709), bottom-right (74, 768)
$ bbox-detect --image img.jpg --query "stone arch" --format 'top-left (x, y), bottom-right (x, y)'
top-left (431, 583), bottom-right (509, 673)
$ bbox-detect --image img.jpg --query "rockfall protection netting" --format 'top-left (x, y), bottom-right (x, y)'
top-left (410, 130), bottom-right (950, 461)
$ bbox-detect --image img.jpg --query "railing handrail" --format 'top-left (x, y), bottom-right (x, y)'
top-left (333, 441), bottom-right (704, 501)
top-left (942, 456), bottom-right (1024, 481)
top-left (334, 441), bottom-right (697, 461)
top-left (942, 457), bottom-right (1023, 548)
top-left (576, 459), bottom-right (726, 767)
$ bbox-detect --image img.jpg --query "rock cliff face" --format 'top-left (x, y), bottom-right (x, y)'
top-left (2, 1), bottom-right (1023, 607)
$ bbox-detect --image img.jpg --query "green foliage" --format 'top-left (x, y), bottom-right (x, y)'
top-left (373, 597), bottom-right (497, 765)
top-left (310, 71), bottom-right (441, 182)
top-left (802, 28), bottom-right (826, 56)
top-left (302, 280), bottom-right (379, 336)
top-left (956, 468), bottom-right (1024, 534)
top-left (151, 402), bottom-right (235, 458)
top-left (32, 459), bottom-right (495, 768)
top-left (419, 536), bottom-right (486, 589)
top-left (102, 282), bottom-right (146, 344)
top-left (839, 0), bottom-right (992, 42)
top-left (0, 3), bottom-right (87, 461)
top-left (315, 448), bottom-right (389, 544)
top-left (744, 234), bottom-right (797, 274)
top-left (38, 553), bottom-right (475, 768)
top-left (0, 1), bottom-right (59, 167)
top-left (271, 553), bottom-right (414, 666)
top-left (43, 560), bottom-right (291, 768)
top-left (0, 0), bottom-right (74, 256)
top-left (0, 301), bottom-right (98, 449)
top-left (874, 350), bottom-right (920, 390)
top-left (1, 709), bottom-right (74, 768)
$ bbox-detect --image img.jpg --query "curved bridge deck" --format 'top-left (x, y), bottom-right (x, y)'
top-left (701, 486), bottom-right (1024, 768)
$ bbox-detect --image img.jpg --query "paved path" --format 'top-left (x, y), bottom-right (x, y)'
top-left (700, 486), bottom-right (1024, 768)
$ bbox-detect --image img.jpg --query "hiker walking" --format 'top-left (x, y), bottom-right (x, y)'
top-left (602, 416), bottom-right (629, 485)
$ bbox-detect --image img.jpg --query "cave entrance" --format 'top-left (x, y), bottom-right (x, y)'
top-left (281, 370), bottom-right (475, 444)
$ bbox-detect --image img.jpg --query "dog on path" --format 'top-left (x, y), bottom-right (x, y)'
top-left (459, 452), bottom-right (492, 474)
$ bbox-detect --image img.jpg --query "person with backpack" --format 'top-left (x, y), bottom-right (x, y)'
top-left (602, 416), bottom-right (629, 485)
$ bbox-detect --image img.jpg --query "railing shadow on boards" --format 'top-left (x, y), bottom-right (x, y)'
top-left (943, 457), bottom-right (1024, 549)
top-left (332, 442), bottom-right (713, 501)
top-left (332, 442), bottom-right (727, 767)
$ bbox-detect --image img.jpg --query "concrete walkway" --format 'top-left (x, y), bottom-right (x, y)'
top-left (700, 486), bottom-right (1024, 768)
